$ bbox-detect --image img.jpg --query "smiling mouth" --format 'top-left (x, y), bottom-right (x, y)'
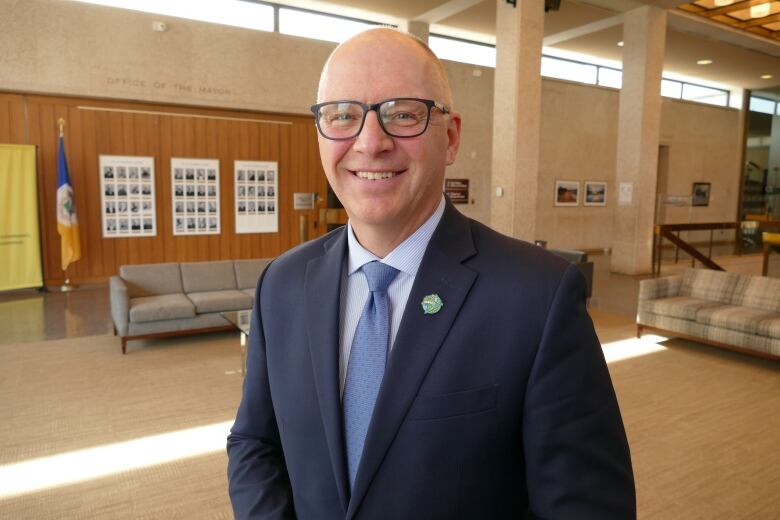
top-left (351, 170), bottom-right (404, 180)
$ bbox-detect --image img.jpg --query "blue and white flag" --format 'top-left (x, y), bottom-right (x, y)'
top-left (57, 134), bottom-right (81, 271)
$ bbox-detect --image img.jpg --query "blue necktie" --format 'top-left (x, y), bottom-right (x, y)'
top-left (343, 261), bottom-right (399, 488)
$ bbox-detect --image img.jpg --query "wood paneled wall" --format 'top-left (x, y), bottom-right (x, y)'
top-left (0, 92), bottom-right (328, 286)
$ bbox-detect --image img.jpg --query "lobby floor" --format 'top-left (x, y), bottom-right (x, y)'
top-left (1, 252), bottom-right (778, 519)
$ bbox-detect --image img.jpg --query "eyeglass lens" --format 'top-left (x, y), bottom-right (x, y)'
top-left (316, 99), bottom-right (431, 139)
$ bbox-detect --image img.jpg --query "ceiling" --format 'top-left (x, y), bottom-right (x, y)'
top-left (274, 0), bottom-right (780, 90)
top-left (680, 1), bottom-right (780, 41)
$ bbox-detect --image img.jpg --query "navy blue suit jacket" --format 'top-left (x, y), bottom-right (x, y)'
top-left (227, 202), bottom-right (635, 519)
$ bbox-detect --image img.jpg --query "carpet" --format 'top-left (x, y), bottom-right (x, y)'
top-left (1, 325), bottom-right (778, 519)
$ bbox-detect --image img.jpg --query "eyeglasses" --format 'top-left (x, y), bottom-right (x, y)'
top-left (310, 97), bottom-right (450, 140)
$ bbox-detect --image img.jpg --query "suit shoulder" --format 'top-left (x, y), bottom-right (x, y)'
top-left (265, 227), bottom-right (343, 279)
top-left (466, 218), bottom-right (571, 278)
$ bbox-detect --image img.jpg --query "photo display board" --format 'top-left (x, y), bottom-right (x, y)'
top-left (99, 155), bottom-right (156, 237)
top-left (171, 158), bottom-right (220, 235)
top-left (234, 160), bottom-right (278, 234)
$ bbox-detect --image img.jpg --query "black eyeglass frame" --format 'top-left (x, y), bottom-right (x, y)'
top-left (309, 97), bottom-right (451, 140)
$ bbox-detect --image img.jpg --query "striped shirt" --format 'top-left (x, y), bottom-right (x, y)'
top-left (338, 196), bottom-right (446, 396)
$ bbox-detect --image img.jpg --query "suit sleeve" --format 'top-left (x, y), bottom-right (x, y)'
top-left (523, 264), bottom-right (636, 519)
top-left (227, 266), bottom-right (295, 519)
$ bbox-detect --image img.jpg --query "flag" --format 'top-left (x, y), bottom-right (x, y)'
top-left (57, 134), bottom-right (81, 271)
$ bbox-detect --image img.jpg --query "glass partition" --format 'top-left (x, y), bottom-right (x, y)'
top-left (741, 92), bottom-right (780, 251)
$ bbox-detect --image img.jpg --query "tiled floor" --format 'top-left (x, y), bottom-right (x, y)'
top-left (0, 283), bottom-right (112, 344)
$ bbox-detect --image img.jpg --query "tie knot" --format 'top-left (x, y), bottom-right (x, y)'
top-left (362, 261), bottom-right (399, 293)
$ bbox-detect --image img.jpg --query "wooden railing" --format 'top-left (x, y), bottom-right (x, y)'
top-left (652, 219), bottom-right (780, 276)
top-left (653, 223), bottom-right (735, 275)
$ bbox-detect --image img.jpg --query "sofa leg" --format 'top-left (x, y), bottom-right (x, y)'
top-left (121, 338), bottom-right (127, 355)
top-left (113, 324), bottom-right (117, 336)
top-left (636, 325), bottom-right (643, 339)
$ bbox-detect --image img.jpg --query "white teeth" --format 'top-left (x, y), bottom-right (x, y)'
top-left (355, 171), bottom-right (397, 180)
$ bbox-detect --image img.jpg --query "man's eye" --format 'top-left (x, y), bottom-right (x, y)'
top-left (387, 111), bottom-right (421, 123)
top-left (327, 112), bottom-right (358, 123)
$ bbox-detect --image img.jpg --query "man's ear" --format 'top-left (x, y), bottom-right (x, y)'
top-left (445, 113), bottom-right (462, 166)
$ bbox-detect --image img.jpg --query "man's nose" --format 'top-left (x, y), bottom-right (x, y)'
top-left (353, 110), bottom-right (393, 154)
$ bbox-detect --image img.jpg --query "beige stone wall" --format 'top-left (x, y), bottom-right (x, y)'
top-left (536, 79), bottom-right (619, 251)
top-left (0, 0), bottom-right (333, 113)
top-left (0, 0), bottom-right (742, 248)
top-left (0, 0), bottom-right (494, 222)
top-left (534, 79), bottom-right (741, 251)
top-left (659, 99), bottom-right (741, 223)
top-left (443, 64), bottom-right (494, 224)
top-left (659, 99), bottom-right (742, 243)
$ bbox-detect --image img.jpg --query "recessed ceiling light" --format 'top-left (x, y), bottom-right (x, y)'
top-left (697, 59), bottom-right (713, 65)
top-left (750, 2), bottom-right (771, 18)
top-left (761, 74), bottom-right (773, 79)
top-left (617, 41), bottom-right (624, 47)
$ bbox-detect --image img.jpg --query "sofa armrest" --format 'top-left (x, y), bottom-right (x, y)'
top-left (109, 275), bottom-right (129, 336)
top-left (638, 275), bottom-right (682, 302)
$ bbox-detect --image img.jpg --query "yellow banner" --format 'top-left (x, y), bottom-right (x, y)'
top-left (0, 144), bottom-right (43, 291)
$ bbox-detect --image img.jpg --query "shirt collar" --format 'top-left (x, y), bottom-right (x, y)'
top-left (347, 195), bottom-right (446, 277)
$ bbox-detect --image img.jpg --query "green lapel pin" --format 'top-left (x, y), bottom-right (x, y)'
top-left (421, 294), bottom-right (443, 315)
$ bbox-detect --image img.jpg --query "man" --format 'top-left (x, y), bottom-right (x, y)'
top-left (227, 28), bottom-right (635, 519)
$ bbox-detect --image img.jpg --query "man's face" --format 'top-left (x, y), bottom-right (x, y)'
top-left (316, 33), bottom-right (461, 239)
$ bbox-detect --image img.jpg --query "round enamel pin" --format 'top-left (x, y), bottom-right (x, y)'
top-left (421, 294), bottom-right (443, 315)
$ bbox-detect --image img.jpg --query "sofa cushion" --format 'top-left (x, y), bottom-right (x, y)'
top-left (120, 263), bottom-right (183, 297)
top-left (640, 296), bottom-right (723, 321)
top-left (242, 288), bottom-right (255, 299)
top-left (187, 290), bottom-right (252, 314)
top-left (129, 294), bottom-right (195, 323)
top-left (180, 260), bottom-right (237, 293)
top-left (695, 305), bottom-right (779, 336)
top-left (679, 268), bottom-right (741, 305)
top-left (234, 258), bottom-right (272, 290)
top-left (731, 275), bottom-right (780, 312)
top-left (757, 318), bottom-right (780, 340)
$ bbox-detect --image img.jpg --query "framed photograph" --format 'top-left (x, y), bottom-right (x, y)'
top-left (692, 182), bottom-right (711, 207)
top-left (235, 160), bottom-right (279, 234)
top-left (554, 180), bottom-right (580, 207)
top-left (171, 158), bottom-right (220, 235)
top-left (584, 181), bottom-right (607, 207)
top-left (99, 155), bottom-right (156, 238)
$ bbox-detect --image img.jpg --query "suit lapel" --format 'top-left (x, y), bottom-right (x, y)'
top-left (304, 229), bottom-right (350, 513)
top-left (347, 204), bottom-right (478, 518)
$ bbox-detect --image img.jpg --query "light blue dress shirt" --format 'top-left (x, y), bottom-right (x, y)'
top-left (338, 196), bottom-right (446, 395)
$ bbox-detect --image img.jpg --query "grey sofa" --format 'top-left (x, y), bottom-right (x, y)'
top-left (110, 258), bottom-right (271, 353)
top-left (637, 268), bottom-right (780, 360)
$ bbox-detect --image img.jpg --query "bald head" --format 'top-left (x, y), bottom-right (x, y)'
top-left (317, 28), bottom-right (454, 108)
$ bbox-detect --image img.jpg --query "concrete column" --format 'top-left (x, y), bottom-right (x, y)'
top-left (611, 6), bottom-right (666, 275)
top-left (404, 20), bottom-right (429, 43)
top-left (489, 0), bottom-right (543, 241)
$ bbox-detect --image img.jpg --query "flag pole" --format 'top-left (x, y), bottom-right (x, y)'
top-left (58, 117), bottom-right (77, 293)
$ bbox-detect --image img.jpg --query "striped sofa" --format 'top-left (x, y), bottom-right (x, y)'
top-left (637, 268), bottom-right (780, 360)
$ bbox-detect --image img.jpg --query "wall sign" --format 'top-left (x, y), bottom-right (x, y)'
top-left (445, 178), bottom-right (469, 204)
top-left (293, 192), bottom-right (315, 210)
